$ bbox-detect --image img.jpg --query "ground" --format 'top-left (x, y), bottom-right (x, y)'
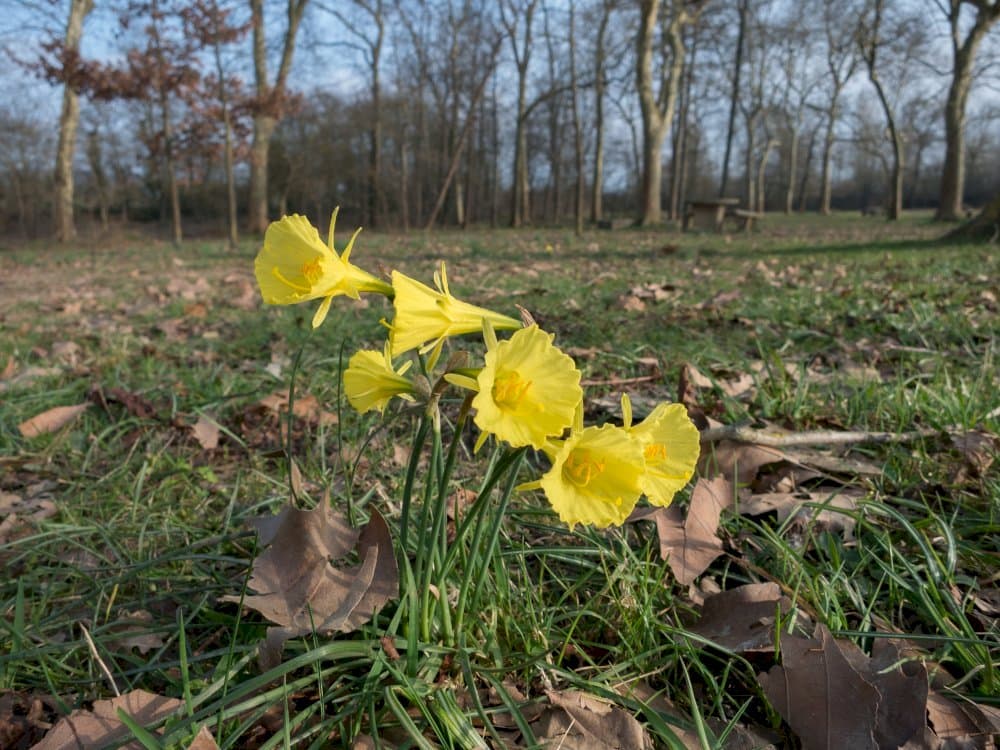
top-left (0, 212), bottom-right (997, 748)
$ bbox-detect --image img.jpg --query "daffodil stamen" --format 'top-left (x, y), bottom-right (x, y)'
top-left (301, 259), bottom-right (324, 284)
top-left (644, 443), bottom-right (669, 462)
top-left (492, 370), bottom-right (532, 410)
top-left (563, 450), bottom-right (605, 488)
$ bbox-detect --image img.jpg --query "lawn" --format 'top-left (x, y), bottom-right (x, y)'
top-left (1, 212), bottom-right (998, 748)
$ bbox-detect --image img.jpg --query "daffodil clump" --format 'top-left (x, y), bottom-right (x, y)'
top-left (254, 210), bottom-right (700, 529)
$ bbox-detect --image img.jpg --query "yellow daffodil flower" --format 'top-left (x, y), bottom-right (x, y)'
top-left (528, 424), bottom-right (646, 529)
top-left (343, 344), bottom-right (416, 414)
top-left (472, 324), bottom-right (582, 449)
top-left (254, 208), bottom-right (393, 329)
top-left (622, 395), bottom-right (700, 507)
top-left (388, 262), bottom-right (521, 356)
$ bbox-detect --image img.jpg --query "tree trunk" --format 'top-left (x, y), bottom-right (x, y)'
top-left (53, 0), bottom-right (94, 243)
top-left (569, 5), bottom-right (584, 237)
top-left (590, 1), bottom-right (610, 224)
top-left (945, 190), bottom-right (1000, 241)
top-left (936, 1), bottom-right (999, 221)
top-left (819, 108), bottom-right (837, 214)
top-left (756, 137), bottom-right (777, 213)
top-left (719, 0), bottom-right (748, 198)
top-left (797, 128), bottom-right (816, 212)
top-left (784, 127), bottom-right (799, 214)
top-left (247, 0), bottom-right (308, 234)
top-left (213, 41), bottom-right (238, 249)
top-left (86, 129), bottom-right (110, 233)
top-left (862, 0), bottom-right (903, 221)
top-left (636, 0), bottom-right (689, 226)
top-left (502, 0), bottom-right (538, 228)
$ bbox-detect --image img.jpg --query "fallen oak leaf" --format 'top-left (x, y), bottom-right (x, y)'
top-left (759, 625), bottom-right (929, 750)
top-left (628, 476), bottom-right (732, 585)
top-left (31, 689), bottom-right (193, 750)
top-left (18, 403), bottom-right (90, 438)
top-left (191, 415), bottom-right (221, 451)
top-left (687, 582), bottom-right (811, 654)
top-left (534, 690), bottom-right (654, 750)
top-left (758, 625), bottom-right (880, 750)
top-left (926, 690), bottom-right (1000, 746)
top-left (225, 503), bottom-right (398, 669)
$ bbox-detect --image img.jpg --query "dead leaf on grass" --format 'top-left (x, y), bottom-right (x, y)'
top-left (0, 690), bottom-right (61, 749)
top-left (950, 430), bottom-right (997, 479)
top-left (32, 689), bottom-right (190, 750)
top-left (257, 391), bottom-right (338, 427)
top-left (50, 341), bottom-right (82, 368)
top-left (738, 488), bottom-right (863, 540)
top-left (191, 415), bottom-right (221, 451)
top-left (688, 582), bottom-right (810, 654)
top-left (926, 690), bottom-right (1000, 747)
top-left (18, 403), bottom-right (90, 438)
top-left (683, 363), bottom-right (757, 400)
top-left (531, 690), bottom-right (653, 750)
top-left (226, 503), bottom-right (399, 669)
top-left (758, 625), bottom-right (928, 750)
top-left (106, 610), bottom-right (166, 655)
top-left (629, 476), bottom-right (732, 585)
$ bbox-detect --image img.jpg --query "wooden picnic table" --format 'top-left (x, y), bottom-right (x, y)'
top-left (684, 198), bottom-right (740, 232)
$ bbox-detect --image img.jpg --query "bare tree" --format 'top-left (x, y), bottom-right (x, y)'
top-left (499, 0), bottom-right (539, 227)
top-left (51, 0), bottom-right (94, 242)
top-left (719, 0), bottom-right (749, 198)
top-left (859, 0), bottom-right (924, 220)
top-left (247, 0), bottom-right (309, 234)
top-left (589, 0), bottom-right (614, 223)
top-left (635, 0), bottom-right (703, 225)
top-left (569, 3), bottom-right (584, 236)
top-left (321, 0), bottom-right (385, 227)
top-left (817, 0), bottom-right (860, 214)
top-left (934, 0), bottom-right (1000, 220)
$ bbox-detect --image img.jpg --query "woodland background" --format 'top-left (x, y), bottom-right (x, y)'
top-left (1, 0), bottom-right (999, 245)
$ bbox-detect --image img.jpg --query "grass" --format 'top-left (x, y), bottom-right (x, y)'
top-left (1, 211), bottom-right (998, 747)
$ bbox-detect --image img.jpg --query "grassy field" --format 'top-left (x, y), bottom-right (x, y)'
top-left (1, 212), bottom-right (998, 748)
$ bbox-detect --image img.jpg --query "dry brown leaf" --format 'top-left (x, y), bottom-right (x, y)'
top-left (620, 295), bottom-right (646, 312)
top-left (758, 625), bottom-right (881, 749)
top-left (191, 415), bottom-right (220, 451)
top-left (225, 503), bottom-right (399, 669)
top-left (0, 489), bottom-right (58, 546)
top-left (926, 690), bottom-right (1000, 746)
top-left (738, 489), bottom-right (863, 540)
top-left (185, 725), bottom-right (221, 749)
top-left (50, 341), bottom-right (81, 368)
top-left (951, 430), bottom-right (997, 478)
top-left (0, 691), bottom-right (61, 749)
top-left (258, 391), bottom-right (338, 427)
top-left (759, 626), bottom-right (930, 750)
top-left (531, 690), bottom-right (653, 750)
top-left (632, 476), bottom-right (732, 585)
top-left (699, 439), bottom-right (788, 486)
top-left (106, 610), bottom-right (165, 655)
top-left (688, 582), bottom-right (808, 653)
top-left (18, 403), bottom-right (90, 438)
top-left (32, 689), bottom-right (182, 750)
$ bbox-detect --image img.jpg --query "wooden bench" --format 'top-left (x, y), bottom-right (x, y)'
top-left (727, 208), bottom-right (765, 231)
top-left (684, 198), bottom-right (740, 232)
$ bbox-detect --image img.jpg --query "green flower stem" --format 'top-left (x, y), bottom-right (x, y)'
top-left (455, 448), bottom-right (527, 636)
top-left (440, 445), bottom-right (517, 579)
top-left (412, 426), bottom-right (443, 611)
top-left (285, 337), bottom-right (310, 501)
top-left (399, 415), bottom-right (431, 554)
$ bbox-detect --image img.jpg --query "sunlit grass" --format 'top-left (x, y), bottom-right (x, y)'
top-left (1, 213), bottom-right (997, 745)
